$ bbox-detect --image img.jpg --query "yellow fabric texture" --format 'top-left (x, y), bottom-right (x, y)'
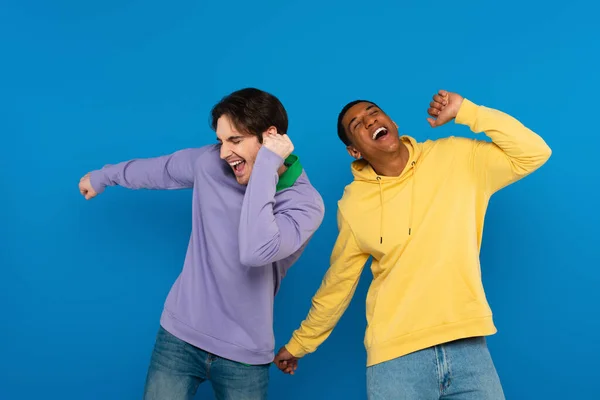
top-left (285, 99), bottom-right (552, 366)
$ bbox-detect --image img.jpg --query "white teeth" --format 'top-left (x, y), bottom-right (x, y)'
top-left (230, 160), bottom-right (244, 167)
top-left (372, 127), bottom-right (388, 140)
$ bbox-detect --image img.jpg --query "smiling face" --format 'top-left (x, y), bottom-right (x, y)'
top-left (341, 102), bottom-right (401, 161)
top-left (210, 88), bottom-right (289, 185)
top-left (216, 114), bottom-right (268, 185)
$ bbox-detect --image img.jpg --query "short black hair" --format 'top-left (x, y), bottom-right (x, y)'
top-left (210, 88), bottom-right (288, 143)
top-left (337, 99), bottom-right (379, 146)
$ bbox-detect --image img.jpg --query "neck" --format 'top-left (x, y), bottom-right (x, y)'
top-left (368, 142), bottom-right (410, 177)
top-left (277, 164), bottom-right (288, 176)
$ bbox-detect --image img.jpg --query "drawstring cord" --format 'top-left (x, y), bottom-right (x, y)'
top-left (377, 160), bottom-right (417, 244)
top-left (377, 176), bottom-right (383, 244)
top-left (408, 160), bottom-right (416, 236)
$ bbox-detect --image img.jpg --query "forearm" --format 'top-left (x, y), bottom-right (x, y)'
top-left (90, 149), bottom-right (198, 193)
top-left (239, 147), bottom-right (324, 267)
top-left (285, 254), bottom-right (367, 357)
top-left (456, 99), bottom-right (552, 172)
top-left (285, 211), bottom-right (368, 357)
top-left (286, 280), bottom-right (360, 357)
top-left (455, 99), bottom-right (552, 193)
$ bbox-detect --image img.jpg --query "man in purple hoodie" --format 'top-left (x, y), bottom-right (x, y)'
top-left (78, 88), bottom-right (325, 399)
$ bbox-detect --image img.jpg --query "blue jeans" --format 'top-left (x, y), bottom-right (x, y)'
top-left (143, 326), bottom-right (270, 400)
top-left (367, 337), bottom-right (505, 400)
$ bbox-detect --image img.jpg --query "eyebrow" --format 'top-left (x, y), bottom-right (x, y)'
top-left (347, 104), bottom-right (377, 132)
top-left (216, 135), bottom-right (245, 142)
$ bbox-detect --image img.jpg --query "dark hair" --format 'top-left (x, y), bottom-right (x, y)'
top-left (210, 88), bottom-right (288, 143)
top-left (336, 99), bottom-right (379, 146)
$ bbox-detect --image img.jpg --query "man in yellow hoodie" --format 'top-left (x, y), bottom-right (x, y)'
top-left (273, 90), bottom-right (551, 399)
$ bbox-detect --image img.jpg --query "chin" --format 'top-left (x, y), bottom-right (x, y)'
top-left (236, 176), bottom-right (250, 186)
top-left (384, 137), bottom-right (401, 151)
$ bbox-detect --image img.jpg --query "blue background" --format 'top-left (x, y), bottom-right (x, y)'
top-left (1, 0), bottom-right (598, 399)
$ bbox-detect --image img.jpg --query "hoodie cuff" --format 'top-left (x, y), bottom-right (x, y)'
top-left (89, 169), bottom-right (107, 194)
top-left (256, 145), bottom-right (285, 170)
top-left (454, 98), bottom-right (480, 132)
top-left (285, 337), bottom-right (308, 358)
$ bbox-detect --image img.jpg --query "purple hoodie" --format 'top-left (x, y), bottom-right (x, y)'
top-left (90, 145), bottom-right (325, 364)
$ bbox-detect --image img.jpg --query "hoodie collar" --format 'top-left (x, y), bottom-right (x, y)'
top-left (350, 135), bottom-right (421, 183)
top-left (276, 154), bottom-right (302, 192)
top-left (348, 135), bottom-right (420, 244)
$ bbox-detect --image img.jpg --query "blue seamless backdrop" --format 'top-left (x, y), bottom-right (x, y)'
top-left (1, 0), bottom-right (598, 399)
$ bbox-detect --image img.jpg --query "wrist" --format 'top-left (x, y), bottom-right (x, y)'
top-left (257, 146), bottom-right (285, 169)
top-left (89, 170), bottom-right (107, 194)
top-left (285, 337), bottom-right (307, 358)
top-left (454, 98), bottom-right (479, 128)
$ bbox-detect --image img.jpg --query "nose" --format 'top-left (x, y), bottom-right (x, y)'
top-left (220, 143), bottom-right (231, 160)
top-left (365, 113), bottom-right (377, 129)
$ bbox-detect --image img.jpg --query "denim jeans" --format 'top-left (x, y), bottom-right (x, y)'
top-left (366, 337), bottom-right (505, 400)
top-left (143, 326), bottom-right (270, 400)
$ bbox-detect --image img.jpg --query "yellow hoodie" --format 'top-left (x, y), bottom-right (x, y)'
top-left (285, 99), bottom-right (552, 367)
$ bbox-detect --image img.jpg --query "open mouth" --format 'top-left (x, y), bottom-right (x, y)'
top-left (229, 159), bottom-right (246, 177)
top-left (372, 127), bottom-right (389, 141)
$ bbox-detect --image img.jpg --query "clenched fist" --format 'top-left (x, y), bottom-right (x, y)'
top-left (427, 90), bottom-right (464, 128)
top-left (79, 172), bottom-right (98, 200)
top-left (262, 132), bottom-right (294, 160)
top-left (273, 346), bottom-right (299, 375)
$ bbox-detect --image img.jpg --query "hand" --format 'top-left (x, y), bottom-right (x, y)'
top-left (262, 133), bottom-right (294, 160)
top-left (427, 90), bottom-right (464, 128)
top-left (273, 346), bottom-right (299, 375)
top-left (79, 172), bottom-right (98, 200)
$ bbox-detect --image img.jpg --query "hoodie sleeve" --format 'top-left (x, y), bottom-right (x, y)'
top-left (89, 148), bottom-right (204, 193)
top-left (454, 99), bottom-right (552, 195)
top-left (284, 208), bottom-right (369, 358)
top-left (238, 146), bottom-right (325, 267)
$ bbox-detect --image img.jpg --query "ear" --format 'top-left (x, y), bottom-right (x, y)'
top-left (264, 126), bottom-right (278, 136)
top-left (346, 146), bottom-right (361, 160)
top-left (258, 126), bottom-right (278, 143)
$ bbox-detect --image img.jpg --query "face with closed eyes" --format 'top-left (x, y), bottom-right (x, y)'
top-left (342, 102), bottom-right (401, 161)
top-left (217, 115), bottom-right (273, 185)
top-left (216, 115), bottom-right (261, 185)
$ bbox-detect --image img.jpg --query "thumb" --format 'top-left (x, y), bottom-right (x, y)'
top-left (427, 117), bottom-right (438, 128)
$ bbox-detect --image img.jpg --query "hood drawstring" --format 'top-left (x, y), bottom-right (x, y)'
top-left (377, 160), bottom-right (417, 244)
top-left (377, 176), bottom-right (383, 244)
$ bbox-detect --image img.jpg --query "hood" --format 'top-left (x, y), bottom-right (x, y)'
top-left (350, 135), bottom-right (421, 182)
top-left (348, 135), bottom-right (421, 244)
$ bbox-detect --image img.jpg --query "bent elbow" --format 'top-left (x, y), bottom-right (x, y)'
top-left (531, 143), bottom-right (552, 171)
top-left (520, 141), bottom-right (552, 174)
top-left (239, 239), bottom-right (279, 268)
top-left (541, 143), bottom-right (552, 163)
top-left (239, 252), bottom-right (267, 268)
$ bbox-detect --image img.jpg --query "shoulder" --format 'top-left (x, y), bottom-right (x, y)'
top-left (429, 135), bottom-right (487, 149)
top-left (417, 136), bottom-right (484, 162)
top-left (170, 144), bottom-right (219, 166)
top-left (277, 171), bottom-right (325, 214)
top-left (193, 144), bottom-right (224, 167)
top-left (421, 135), bottom-right (473, 149)
top-left (181, 144), bottom-right (235, 182)
top-left (193, 144), bottom-right (220, 159)
top-left (337, 179), bottom-right (372, 212)
top-left (335, 181), bottom-right (372, 235)
top-left (283, 171), bottom-right (324, 204)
